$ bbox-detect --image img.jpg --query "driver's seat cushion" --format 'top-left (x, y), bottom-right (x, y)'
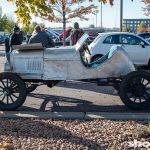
top-left (80, 52), bottom-right (109, 68)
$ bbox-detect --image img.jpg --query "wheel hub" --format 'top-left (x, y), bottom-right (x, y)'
top-left (3, 88), bottom-right (11, 96)
top-left (133, 84), bottom-right (145, 97)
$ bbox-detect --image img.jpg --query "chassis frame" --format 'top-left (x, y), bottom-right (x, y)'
top-left (0, 70), bottom-right (150, 111)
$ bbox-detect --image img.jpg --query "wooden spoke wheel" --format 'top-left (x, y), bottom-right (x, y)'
top-left (0, 73), bottom-right (27, 111)
top-left (120, 71), bottom-right (150, 110)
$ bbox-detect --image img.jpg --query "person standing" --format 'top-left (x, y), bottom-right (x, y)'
top-left (29, 25), bottom-right (54, 48)
top-left (9, 26), bottom-right (24, 50)
top-left (70, 22), bottom-right (84, 46)
top-left (26, 32), bottom-right (32, 44)
top-left (59, 27), bottom-right (72, 41)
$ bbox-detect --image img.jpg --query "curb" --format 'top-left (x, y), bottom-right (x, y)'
top-left (0, 111), bottom-right (85, 119)
top-left (0, 111), bottom-right (150, 120)
top-left (85, 112), bottom-right (150, 120)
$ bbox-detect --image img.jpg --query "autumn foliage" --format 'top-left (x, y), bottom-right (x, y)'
top-left (6, 0), bottom-right (113, 25)
top-left (142, 0), bottom-right (150, 16)
top-left (137, 21), bottom-right (150, 32)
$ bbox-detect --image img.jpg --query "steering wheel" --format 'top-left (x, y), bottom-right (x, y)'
top-left (83, 43), bottom-right (91, 55)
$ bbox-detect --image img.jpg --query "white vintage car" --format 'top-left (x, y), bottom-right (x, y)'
top-left (0, 34), bottom-right (150, 111)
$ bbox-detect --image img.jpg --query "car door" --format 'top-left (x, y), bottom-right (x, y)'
top-left (118, 34), bottom-right (149, 65)
top-left (100, 34), bottom-right (118, 54)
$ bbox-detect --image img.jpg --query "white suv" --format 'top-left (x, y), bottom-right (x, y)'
top-left (86, 32), bottom-right (150, 67)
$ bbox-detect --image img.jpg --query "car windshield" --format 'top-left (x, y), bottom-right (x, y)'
top-left (45, 29), bottom-right (59, 39)
top-left (92, 33), bottom-right (104, 43)
top-left (75, 33), bottom-right (89, 51)
top-left (138, 33), bottom-right (150, 39)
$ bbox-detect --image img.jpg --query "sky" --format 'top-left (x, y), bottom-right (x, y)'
top-left (0, 0), bottom-right (149, 28)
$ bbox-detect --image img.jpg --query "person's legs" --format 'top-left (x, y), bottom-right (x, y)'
top-left (5, 37), bottom-right (10, 54)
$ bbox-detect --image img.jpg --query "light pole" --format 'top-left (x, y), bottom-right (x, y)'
top-left (120, 0), bottom-right (133, 32)
top-left (95, 10), bottom-right (99, 28)
top-left (101, 1), bottom-right (103, 29)
top-left (120, 0), bottom-right (123, 32)
top-left (92, 17), bottom-right (94, 26)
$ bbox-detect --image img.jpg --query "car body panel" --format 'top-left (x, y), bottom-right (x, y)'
top-left (43, 46), bottom-right (135, 80)
top-left (5, 34), bottom-right (135, 80)
top-left (9, 50), bottom-right (44, 79)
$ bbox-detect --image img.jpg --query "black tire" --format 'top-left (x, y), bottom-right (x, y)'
top-left (0, 72), bottom-right (27, 111)
top-left (119, 71), bottom-right (150, 110)
top-left (91, 54), bottom-right (103, 62)
top-left (26, 83), bottom-right (37, 93)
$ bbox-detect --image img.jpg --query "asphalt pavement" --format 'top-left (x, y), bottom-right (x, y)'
top-left (0, 44), bottom-right (5, 57)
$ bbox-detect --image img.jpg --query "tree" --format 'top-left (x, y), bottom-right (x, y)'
top-left (5, 17), bottom-right (17, 32)
top-left (123, 26), bottom-right (130, 32)
top-left (7, 0), bottom-right (113, 26)
top-left (0, 14), bottom-right (17, 32)
top-left (0, 14), bottom-right (7, 31)
top-left (48, 1), bottom-right (98, 45)
top-left (89, 24), bottom-right (95, 28)
top-left (21, 22), bottom-right (46, 35)
top-left (142, 0), bottom-right (150, 16)
top-left (7, 0), bottom-right (113, 45)
top-left (137, 21), bottom-right (147, 32)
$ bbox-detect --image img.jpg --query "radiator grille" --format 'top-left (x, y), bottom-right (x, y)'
top-left (27, 58), bottom-right (42, 71)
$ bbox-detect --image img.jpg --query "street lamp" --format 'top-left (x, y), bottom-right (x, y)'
top-left (95, 10), bottom-right (99, 28)
top-left (120, 0), bottom-right (123, 32)
top-left (101, 1), bottom-right (103, 29)
top-left (120, 0), bottom-right (133, 32)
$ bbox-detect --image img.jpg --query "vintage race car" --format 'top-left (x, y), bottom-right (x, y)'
top-left (1, 34), bottom-right (150, 111)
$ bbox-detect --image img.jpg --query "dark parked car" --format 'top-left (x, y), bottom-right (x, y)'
top-left (0, 32), bottom-right (9, 44)
top-left (55, 36), bottom-right (92, 46)
top-left (0, 35), bottom-right (4, 44)
top-left (138, 32), bottom-right (150, 39)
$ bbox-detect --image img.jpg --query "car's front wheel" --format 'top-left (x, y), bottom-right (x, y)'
top-left (0, 73), bottom-right (27, 111)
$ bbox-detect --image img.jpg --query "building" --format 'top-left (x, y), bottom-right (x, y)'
top-left (123, 19), bottom-right (150, 32)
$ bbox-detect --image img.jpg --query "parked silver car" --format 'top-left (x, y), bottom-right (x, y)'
top-left (1, 34), bottom-right (150, 111)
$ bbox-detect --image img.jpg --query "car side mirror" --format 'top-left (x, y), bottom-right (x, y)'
top-left (140, 42), bottom-right (145, 48)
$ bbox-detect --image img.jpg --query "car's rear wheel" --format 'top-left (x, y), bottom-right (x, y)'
top-left (119, 71), bottom-right (150, 110)
top-left (0, 73), bottom-right (27, 111)
top-left (91, 54), bottom-right (103, 62)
